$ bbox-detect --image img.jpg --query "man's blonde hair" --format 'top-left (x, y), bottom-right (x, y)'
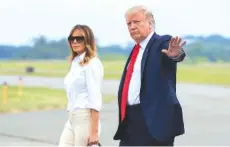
top-left (125, 5), bottom-right (155, 25)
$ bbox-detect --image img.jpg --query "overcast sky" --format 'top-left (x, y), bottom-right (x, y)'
top-left (0, 0), bottom-right (229, 46)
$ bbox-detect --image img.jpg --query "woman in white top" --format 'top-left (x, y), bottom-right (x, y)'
top-left (58, 24), bottom-right (104, 147)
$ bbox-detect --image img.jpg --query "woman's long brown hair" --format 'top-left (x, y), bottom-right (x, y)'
top-left (67, 24), bottom-right (97, 65)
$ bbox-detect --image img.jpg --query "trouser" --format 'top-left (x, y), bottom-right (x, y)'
top-left (58, 109), bottom-right (91, 147)
top-left (119, 104), bottom-right (174, 146)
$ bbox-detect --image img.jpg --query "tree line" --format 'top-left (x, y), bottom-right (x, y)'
top-left (0, 34), bottom-right (229, 63)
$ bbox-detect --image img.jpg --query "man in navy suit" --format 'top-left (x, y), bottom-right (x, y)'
top-left (113, 5), bottom-right (186, 146)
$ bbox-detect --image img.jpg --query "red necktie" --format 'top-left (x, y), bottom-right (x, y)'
top-left (120, 43), bottom-right (141, 121)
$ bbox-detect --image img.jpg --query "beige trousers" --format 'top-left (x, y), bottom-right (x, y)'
top-left (58, 109), bottom-right (92, 147)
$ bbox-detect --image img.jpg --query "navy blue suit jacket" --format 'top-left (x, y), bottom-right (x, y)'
top-left (113, 32), bottom-right (186, 142)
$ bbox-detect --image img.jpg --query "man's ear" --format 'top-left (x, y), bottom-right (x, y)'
top-left (149, 22), bottom-right (153, 29)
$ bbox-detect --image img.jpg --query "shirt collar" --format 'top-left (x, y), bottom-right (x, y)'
top-left (139, 31), bottom-right (154, 49)
top-left (78, 51), bottom-right (86, 60)
top-left (73, 51), bottom-right (86, 62)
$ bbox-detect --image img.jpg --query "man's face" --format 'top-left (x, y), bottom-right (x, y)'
top-left (126, 11), bottom-right (152, 43)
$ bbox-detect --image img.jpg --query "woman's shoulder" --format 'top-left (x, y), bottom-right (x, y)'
top-left (87, 56), bottom-right (104, 75)
top-left (88, 56), bottom-right (103, 67)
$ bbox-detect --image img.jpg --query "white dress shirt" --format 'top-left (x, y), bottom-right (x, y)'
top-left (64, 52), bottom-right (104, 112)
top-left (127, 31), bottom-right (154, 105)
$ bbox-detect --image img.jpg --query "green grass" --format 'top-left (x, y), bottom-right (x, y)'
top-left (0, 60), bottom-right (125, 79)
top-left (177, 63), bottom-right (230, 86)
top-left (0, 60), bottom-right (230, 86)
top-left (0, 60), bottom-right (68, 77)
top-left (0, 85), bottom-right (115, 113)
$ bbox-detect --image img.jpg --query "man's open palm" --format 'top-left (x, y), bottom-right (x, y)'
top-left (161, 36), bottom-right (186, 58)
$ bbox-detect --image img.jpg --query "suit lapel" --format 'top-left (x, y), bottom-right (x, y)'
top-left (141, 33), bottom-right (157, 80)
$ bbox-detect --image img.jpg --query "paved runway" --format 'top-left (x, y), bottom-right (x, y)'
top-left (0, 75), bottom-right (230, 146)
top-left (0, 75), bottom-right (118, 95)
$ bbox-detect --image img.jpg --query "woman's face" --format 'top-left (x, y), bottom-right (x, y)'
top-left (68, 29), bottom-right (86, 55)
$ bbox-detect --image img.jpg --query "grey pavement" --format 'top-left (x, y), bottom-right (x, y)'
top-left (0, 75), bottom-right (230, 146)
top-left (0, 75), bottom-right (119, 95)
top-left (0, 135), bottom-right (52, 146)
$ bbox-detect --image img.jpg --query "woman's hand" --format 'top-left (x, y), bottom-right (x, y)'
top-left (88, 132), bottom-right (99, 146)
